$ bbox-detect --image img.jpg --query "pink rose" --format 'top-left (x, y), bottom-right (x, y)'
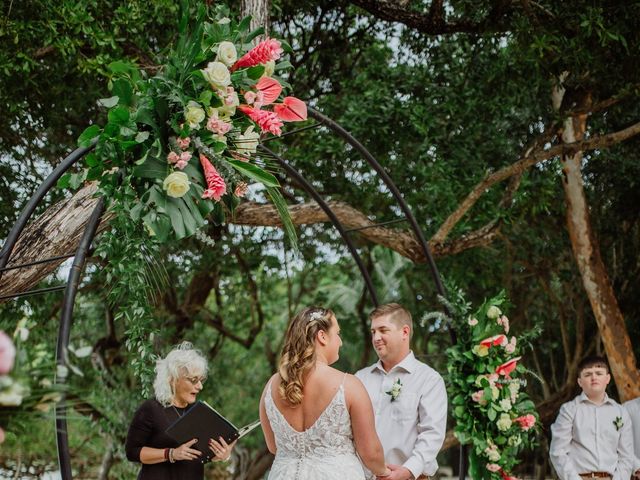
top-left (497, 315), bottom-right (510, 334)
top-left (486, 464), bottom-right (501, 473)
top-left (504, 336), bottom-right (517, 354)
top-left (0, 331), bottom-right (16, 374)
top-left (176, 137), bottom-right (191, 150)
top-left (167, 151), bottom-right (180, 164)
top-left (514, 414), bottom-right (536, 430)
top-left (244, 91), bottom-right (257, 105)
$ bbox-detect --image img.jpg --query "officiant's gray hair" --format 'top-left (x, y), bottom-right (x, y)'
top-left (153, 341), bottom-right (208, 406)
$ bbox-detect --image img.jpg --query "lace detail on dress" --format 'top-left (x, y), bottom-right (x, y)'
top-left (265, 377), bottom-right (365, 480)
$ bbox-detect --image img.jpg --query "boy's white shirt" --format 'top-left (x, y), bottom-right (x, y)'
top-left (550, 392), bottom-right (635, 480)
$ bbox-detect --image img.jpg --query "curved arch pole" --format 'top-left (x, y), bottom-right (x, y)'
top-left (258, 144), bottom-right (380, 307)
top-left (306, 109), bottom-right (450, 308)
top-left (55, 197), bottom-right (105, 480)
top-left (0, 141), bottom-right (97, 277)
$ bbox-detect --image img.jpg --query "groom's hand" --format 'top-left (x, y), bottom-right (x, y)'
top-left (384, 464), bottom-right (415, 480)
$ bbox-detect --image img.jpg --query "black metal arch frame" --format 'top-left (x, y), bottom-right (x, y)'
top-left (0, 107), bottom-right (463, 479)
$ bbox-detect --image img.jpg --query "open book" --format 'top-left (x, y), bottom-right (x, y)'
top-left (165, 400), bottom-right (261, 462)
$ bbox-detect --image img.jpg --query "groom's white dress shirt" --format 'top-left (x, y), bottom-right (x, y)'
top-left (355, 351), bottom-right (447, 479)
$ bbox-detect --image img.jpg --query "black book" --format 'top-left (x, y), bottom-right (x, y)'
top-left (165, 401), bottom-right (261, 462)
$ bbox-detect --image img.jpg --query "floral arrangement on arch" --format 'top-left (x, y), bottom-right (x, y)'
top-left (443, 290), bottom-right (540, 480)
top-left (62, 4), bottom-right (306, 242)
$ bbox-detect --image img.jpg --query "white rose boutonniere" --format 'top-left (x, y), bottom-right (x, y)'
top-left (614, 416), bottom-right (624, 431)
top-left (385, 378), bottom-right (403, 402)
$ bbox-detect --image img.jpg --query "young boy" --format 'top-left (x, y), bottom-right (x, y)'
top-left (550, 355), bottom-right (635, 480)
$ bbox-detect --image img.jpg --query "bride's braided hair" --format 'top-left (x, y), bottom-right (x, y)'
top-left (278, 307), bottom-right (334, 405)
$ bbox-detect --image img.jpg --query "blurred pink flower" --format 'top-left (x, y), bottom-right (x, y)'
top-left (486, 464), bottom-right (501, 473)
top-left (199, 154), bottom-right (227, 201)
top-left (167, 151), bottom-right (180, 164)
top-left (0, 331), bottom-right (15, 374)
top-left (504, 336), bottom-right (517, 354)
top-left (0, 426), bottom-right (4, 444)
top-left (480, 334), bottom-right (507, 348)
top-left (176, 137), bottom-right (191, 150)
top-left (514, 414), bottom-right (536, 430)
top-left (497, 315), bottom-right (510, 333)
top-left (496, 357), bottom-right (522, 377)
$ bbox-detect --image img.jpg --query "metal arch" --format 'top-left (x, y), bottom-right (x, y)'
top-left (55, 197), bottom-right (105, 479)
top-left (259, 144), bottom-right (380, 307)
top-left (306, 108), bottom-right (451, 314)
top-left (0, 141), bottom-right (97, 278)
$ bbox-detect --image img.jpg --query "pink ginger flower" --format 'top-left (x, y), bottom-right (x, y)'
top-left (0, 331), bottom-right (16, 374)
top-left (514, 414), bottom-right (536, 430)
top-left (486, 464), bottom-right (501, 473)
top-left (167, 151), bottom-right (180, 164)
top-left (234, 182), bottom-right (249, 198)
top-left (231, 38), bottom-right (283, 72)
top-left (176, 137), bottom-right (191, 150)
top-left (239, 106), bottom-right (283, 135)
top-left (199, 154), bottom-right (226, 201)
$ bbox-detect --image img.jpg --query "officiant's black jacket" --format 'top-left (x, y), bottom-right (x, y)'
top-left (126, 399), bottom-right (205, 480)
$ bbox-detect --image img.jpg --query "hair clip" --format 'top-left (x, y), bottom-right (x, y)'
top-left (308, 310), bottom-right (324, 322)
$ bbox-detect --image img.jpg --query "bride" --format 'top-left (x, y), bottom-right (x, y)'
top-left (259, 307), bottom-right (390, 480)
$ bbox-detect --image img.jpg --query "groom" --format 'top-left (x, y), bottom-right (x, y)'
top-left (356, 303), bottom-right (447, 480)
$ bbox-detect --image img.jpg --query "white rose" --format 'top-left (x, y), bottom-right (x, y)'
top-left (496, 413), bottom-right (512, 432)
top-left (216, 41), bottom-right (237, 66)
top-left (202, 61), bottom-right (231, 89)
top-left (163, 172), bottom-right (191, 198)
top-left (499, 399), bottom-right (512, 411)
top-left (487, 305), bottom-right (502, 319)
top-left (487, 449), bottom-right (501, 462)
top-left (185, 101), bottom-right (205, 129)
top-left (235, 126), bottom-right (260, 157)
top-left (0, 382), bottom-right (26, 406)
top-left (262, 60), bottom-right (276, 77)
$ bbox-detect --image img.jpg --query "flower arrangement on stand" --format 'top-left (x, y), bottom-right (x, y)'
top-left (444, 290), bottom-right (540, 480)
top-left (61, 3), bottom-right (307, 244)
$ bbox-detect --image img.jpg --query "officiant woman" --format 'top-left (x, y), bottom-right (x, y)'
top-left (125, 342), bottom-right (235, 480)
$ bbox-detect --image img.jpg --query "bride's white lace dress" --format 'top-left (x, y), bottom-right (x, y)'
top-left (265, 377), bottom-right (366, 480)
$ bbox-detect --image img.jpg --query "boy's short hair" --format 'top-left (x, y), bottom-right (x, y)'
top-left (370, 303), bottom-right (413, 336)
top-left (577, 355), bottom-right (609, 376)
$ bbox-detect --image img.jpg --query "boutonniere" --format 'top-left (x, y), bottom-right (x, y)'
top-left (613, 416), bottom-right (624, 431)
top-left (385, 378), bottom-right (403, 402)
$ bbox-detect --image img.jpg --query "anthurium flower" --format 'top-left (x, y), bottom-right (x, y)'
top-left (274, 97), bottom-right (308, 121)
top-left (255, 77), bottom-right (282, 105)
top-left (496, 357), bottom-right (522, 376)
top-left (480, 334), bottom-right (507, 348)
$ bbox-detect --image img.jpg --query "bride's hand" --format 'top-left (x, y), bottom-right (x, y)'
top-left (375, 465), bottom-right (392, 478)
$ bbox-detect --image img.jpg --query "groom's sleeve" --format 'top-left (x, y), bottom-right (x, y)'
top-left (403, 374), bottom-right (447, 478)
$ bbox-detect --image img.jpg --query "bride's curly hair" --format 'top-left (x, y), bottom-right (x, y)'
top-left (278, 307), bottom-right (334, 406)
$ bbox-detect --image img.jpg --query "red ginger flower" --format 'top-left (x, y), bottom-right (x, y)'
top-left (231, 38), bottom-right (283, 72)
top-left (199, 154), bottom-right (226, 201)
top-left (239, 106), bottom-right (283, 135)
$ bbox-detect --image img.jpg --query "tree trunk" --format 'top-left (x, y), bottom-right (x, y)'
top-left (555, 85), bottom-right (640, 401)
top-left (241, 0), bottom-right (270, 38)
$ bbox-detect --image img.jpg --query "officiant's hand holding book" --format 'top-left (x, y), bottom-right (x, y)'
top-left (165, 400), bottom-right (261, 462)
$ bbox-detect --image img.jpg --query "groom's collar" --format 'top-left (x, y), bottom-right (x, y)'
top-left (372, 351), bottom-right (417, 374)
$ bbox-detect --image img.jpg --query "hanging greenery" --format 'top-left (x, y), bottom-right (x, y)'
top-left (59, 1), bottom-right (305, 244)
